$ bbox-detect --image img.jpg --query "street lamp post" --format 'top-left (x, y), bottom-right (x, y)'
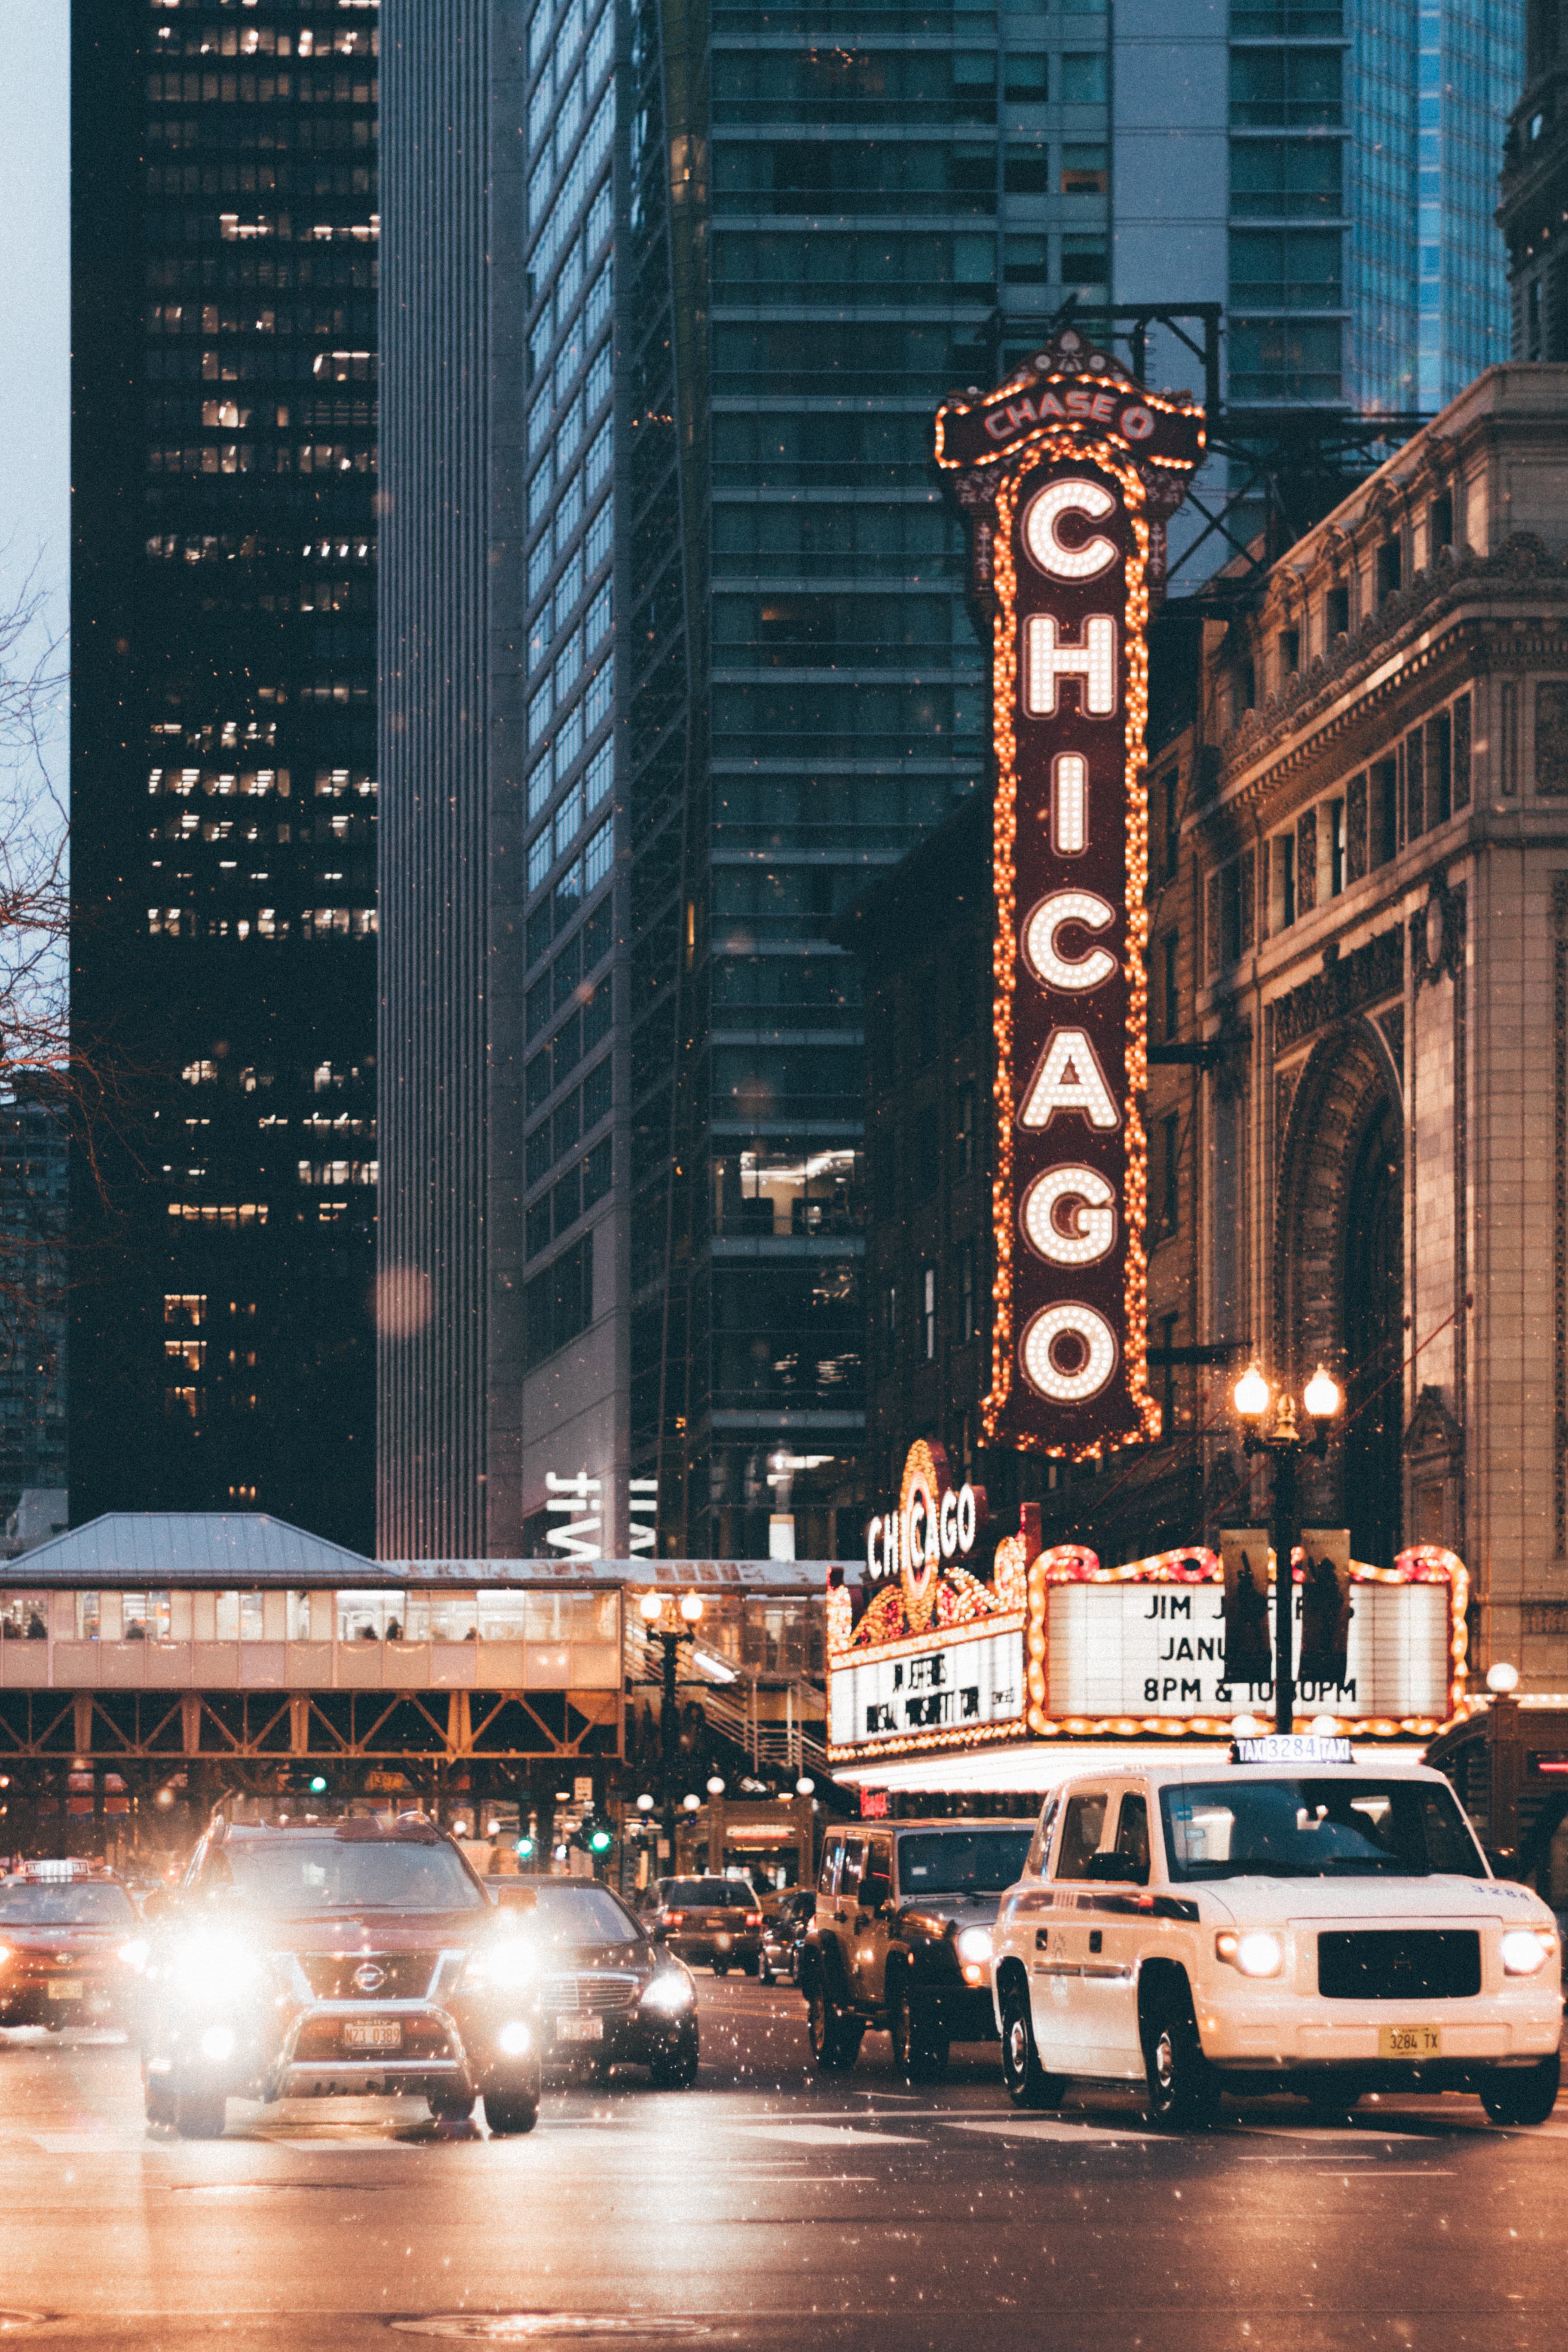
top-left (638, 1589), bottom-right (705, 1867)
top-left (1232, 1362), bottom-right (1342, 1734)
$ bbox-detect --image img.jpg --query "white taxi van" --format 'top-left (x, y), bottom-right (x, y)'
top-left (989, 1734), bottom-right (1563, 2129)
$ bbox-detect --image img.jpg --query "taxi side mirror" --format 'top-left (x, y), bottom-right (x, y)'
top-left (652, 1918), bottom-right (669, 1940)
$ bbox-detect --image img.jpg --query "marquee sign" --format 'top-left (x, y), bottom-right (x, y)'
top-left (937, 331), bottom-right (1204, 1459)
top-left (826, 1522), bottom-right (1468, 1763)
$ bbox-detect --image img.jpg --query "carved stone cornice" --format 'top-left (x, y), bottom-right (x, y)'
top-left (1208, 533), bottom-right (1568, 807)
top-left (1268, 928), bottom-right (1404, 1056)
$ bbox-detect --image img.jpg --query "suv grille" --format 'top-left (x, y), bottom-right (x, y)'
top-left (542, 1972), bottom-right (641, 2015)
top-left (298, 1951), bottom-right (440, 2001)
top-left (1317, 1930), bottom-right (1481, 2001)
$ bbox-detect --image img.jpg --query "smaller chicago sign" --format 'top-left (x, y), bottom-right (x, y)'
top-left (937, 330), bottom-right (1203, 1460)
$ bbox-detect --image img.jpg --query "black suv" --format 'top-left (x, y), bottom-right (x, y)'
top-left (139, 1813), bottom-right (543, 2139)
top-left (797, 1819), bottom-right (1034, 2081)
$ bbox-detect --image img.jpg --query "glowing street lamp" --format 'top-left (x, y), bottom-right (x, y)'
top-left (1231, 1363), bottom-right (1344, 1734)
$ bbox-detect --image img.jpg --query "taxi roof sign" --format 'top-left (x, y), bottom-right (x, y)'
top-left (1230, 1733), bottom-right (1354, 1767)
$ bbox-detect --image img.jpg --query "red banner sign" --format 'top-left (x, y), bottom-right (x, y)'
top-left (937, 332), bottom-right (1203, 1459)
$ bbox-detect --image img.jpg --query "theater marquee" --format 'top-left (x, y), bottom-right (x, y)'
top-left (827, 1464), bottom-right (1468, 1764)
top-left (937, 330), bottom-right (1203, 1459)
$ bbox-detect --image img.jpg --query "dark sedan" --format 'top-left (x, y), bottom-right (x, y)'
top-left (640, 1877), bottom-right (763, 1975)
top-left (508, 1880), bottom-right (698, 2086)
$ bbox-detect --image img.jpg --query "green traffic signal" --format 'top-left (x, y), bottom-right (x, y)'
top-left (588, 1824), bottom-right (613, 1855)
top-left (516, 1833), bottom-right (536, 1860)
top-left (309, 1776), bottom-right (327, 1794)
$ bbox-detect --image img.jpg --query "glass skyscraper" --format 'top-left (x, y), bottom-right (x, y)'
top-left (380, 0), bottom-right (1517, 1566)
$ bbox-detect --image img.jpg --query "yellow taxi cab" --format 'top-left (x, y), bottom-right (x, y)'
top-left (0, 1859), bottom-right (149, 2031)
top-left (989, 1733), bottom-right (1564, 2129)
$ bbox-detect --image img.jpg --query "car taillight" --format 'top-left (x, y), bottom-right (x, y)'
top-left (665, 1912), bottom-right (684, 1926)
top-left (744, 1913), bottom-right (762, 1928)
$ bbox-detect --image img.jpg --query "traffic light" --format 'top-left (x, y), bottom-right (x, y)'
top-left (515, 1831), bottom-right (537, 1862)
top-left (587, 1822), bottom-right (613, 1857)
top-left (309, 1776), bottom-right (328, 1795)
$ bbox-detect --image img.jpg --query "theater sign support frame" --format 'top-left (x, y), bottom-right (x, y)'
top-left (937, 330), bottom-right (1204, 1461)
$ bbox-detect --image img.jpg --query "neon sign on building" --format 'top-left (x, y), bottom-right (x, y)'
top-left (937, 330), bottom-right (1204, 1459)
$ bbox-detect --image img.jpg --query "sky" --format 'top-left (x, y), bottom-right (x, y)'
top-left (0, 0), bottom-right (69, 802)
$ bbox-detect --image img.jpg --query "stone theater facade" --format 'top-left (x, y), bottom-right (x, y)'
top-left (851, 364), bottom-right (1568, 1692)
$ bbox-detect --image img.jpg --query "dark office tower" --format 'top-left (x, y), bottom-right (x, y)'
top-left (70, 0), bottom-right (380, 1548)
top-left (0, 1087), bottom-right (69, 1530)
top-left (1500, 3), bottom-right (1568, 358)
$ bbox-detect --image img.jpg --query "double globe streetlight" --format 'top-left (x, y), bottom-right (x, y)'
top-left (1231, 1361), bottom-right (1342, 1735)
top-left (637, 1589), bottom-right (705, 1866)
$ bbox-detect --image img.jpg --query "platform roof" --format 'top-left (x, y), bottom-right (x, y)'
top-left (0, 1513), bottom-right (833, 1593)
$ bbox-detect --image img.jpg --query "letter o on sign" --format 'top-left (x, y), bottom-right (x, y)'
top-left (1020, 1302), bottom-right (1118, 1403)
top-left (1119, 406), bottom-right (1155, 442)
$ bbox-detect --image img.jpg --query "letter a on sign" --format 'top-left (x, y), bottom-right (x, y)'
top-left (935, 326), bottom-right (1203, 1459)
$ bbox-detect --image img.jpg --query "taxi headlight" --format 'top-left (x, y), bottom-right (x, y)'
top-left (170, 1930), bottom-right (263, 2006)
top-left (1216, 1929), bottom-right (1285, 1979)
top-left (640, 1970), bottom-right (694, 2015)
top-left (119, 1939), bottom-right (150, 1972)
top-left (955, 1927), bottom-right (994, 1966)
top-left (1500, 1927), bottom-right (1557, 1978)
top-left (466, 1934), bottom-right (536, 1994)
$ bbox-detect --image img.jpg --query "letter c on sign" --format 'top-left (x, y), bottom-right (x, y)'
top-left (1022, 890), bottom-right (1118, 992)
top-left (1021, 479), bottom-right (1119, 582)
top-left (866, 1514), bottom-right (883, 1578)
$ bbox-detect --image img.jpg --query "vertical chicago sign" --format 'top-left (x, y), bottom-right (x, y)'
top-left (937, 330), bottom-right (1204, 1458)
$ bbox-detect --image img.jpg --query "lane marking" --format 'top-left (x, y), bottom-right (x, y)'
top-left (943, 2116), bottom-right (1161, 2146)
top-left (732, 2123), bottom-right (928, 2147)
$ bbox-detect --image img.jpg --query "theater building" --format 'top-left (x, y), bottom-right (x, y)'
top-left (846, 363), bottom-right (1568, 1694)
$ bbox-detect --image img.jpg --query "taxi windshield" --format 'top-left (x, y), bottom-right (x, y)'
top-left (0, 1880), bottom-right (136, 1925)
top-left (897, 1830), bottom-right (1033, 1895)
top-left (1159, 1778), bottom-right (1484, 1882)
top-left (217, 1838), bottom-right (487, 1914)
top-left (524, 1885), bottom-right (644, 1947)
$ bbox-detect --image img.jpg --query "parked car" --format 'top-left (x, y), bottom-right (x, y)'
top-left (798, 1819), bottom-right (1034, 2080)
top-left (138, 1812), bottom-right (543, 2139)
top-left (0, 1859), bottom-right (148, 2033)
top-left (759, 1889), bottom-right (815, 1984)
top-left (500, 1877), bottom-right (698, 2086)
top-left (641, 1877), bottom-right (763, 1975)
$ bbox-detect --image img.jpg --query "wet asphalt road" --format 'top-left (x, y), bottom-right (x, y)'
top-left (0, 1977), bottom-right (1564, 2351)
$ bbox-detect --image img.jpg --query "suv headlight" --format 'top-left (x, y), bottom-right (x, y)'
top-left (1500, 1927), bottom-right (1558, 1978)
top-left (1215, 1929), bottom-right (1285, 1979)
top-left (465, 1933), bottom-right (536, 1994)
top-left (956, 1927), bottom-right (993, 1965)
top-left (169, 1930), bottom-right (263, 2005)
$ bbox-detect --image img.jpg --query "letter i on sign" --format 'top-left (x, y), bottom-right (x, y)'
top-left (934, 329), bottom-right (1203, 1457)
